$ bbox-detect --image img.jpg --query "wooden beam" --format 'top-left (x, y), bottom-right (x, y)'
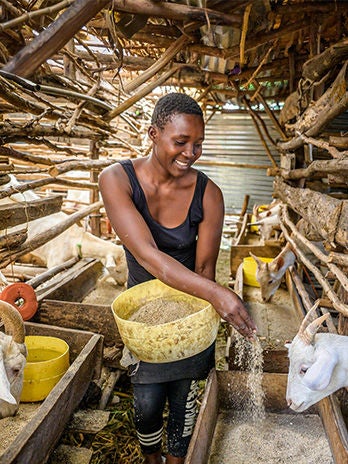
top-left (112, 0), bottom-right (241, 27)
top-left (2, 0), bottom-right (111, 77)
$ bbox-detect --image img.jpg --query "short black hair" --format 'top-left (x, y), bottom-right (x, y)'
top-left (151, 93), bottom-right (203, 130)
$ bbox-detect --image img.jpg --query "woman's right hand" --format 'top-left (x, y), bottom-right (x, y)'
top-left (210, 285), bottom-right (257, 341)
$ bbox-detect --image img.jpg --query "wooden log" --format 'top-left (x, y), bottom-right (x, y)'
top-left (0, 145), bottom-right (55, 166)
top-left (2, 263), bottom-right (47, 280)
top-left (2, 0), bottom-right (110, 78)
top-left (48, 158), bottom-right (117, 177)
top-left (0, 177), bottom-right (98, 201)
top-left (124, 34), bottom-right (191, 93)
top-left (274, 177), bottom-right (348, 248)
top-left (278, 63), bottom-right (348, 151)
top-left (0, 228), bottom-right (27, 249)
top-left (280, 222), bottom-right (348, 317)
top-left (112, 0), bottom-right (241, 26)
top-left (36, 298), bottom-right (121, 346)
top-left (268, 158), bottom-right (348, 180)
top-left (0, 194), bottom-right (63, 229)
top-left (27, 256), bottom-right (79, 288)
top-left (302, 37), bottom-right (348, 83)
top-left (329, 136), bottom-right (348, 149)
top-left (105, 67), bottom-right (180, 122)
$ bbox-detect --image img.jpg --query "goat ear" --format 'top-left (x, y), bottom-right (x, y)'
top-left (303, 350), bottom-right (337, 391)
top-left (249, 252), bottom-right (266, 268)
top-left (272, 256), bottom-right (284, 271)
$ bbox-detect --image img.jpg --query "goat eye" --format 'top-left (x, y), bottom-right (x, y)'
top-left (300, 366), bottom-right (308, 375)
top-left (268, 279), bottom-right (273, 285)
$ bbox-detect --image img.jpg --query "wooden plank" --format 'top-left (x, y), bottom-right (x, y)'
top-left (185, 369), bottom-right (219, 464)
top-left (318, 395), bottom-right (348, 464)
top-left (34, 258), bottom-right (103, 302)
top-left (1, 323), bottom-right (103, 464)
top-left (36, 300), bottom-right (122, 346)
top-left (0, 194), bottom-right (63, 229)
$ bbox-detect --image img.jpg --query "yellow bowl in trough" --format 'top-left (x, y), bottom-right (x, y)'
top-left (21, 336), bottom-right (70, 402)
top-left (242, 256), bottom-right (274, 287)
top-left (112, 279), bottom-right (220, 363)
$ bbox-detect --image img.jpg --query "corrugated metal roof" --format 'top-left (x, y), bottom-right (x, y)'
top-left (197, 111), bottom-right (281, 214)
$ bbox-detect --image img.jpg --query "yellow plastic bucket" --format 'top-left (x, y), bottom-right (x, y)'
top-left (243, 256), bottom-right (274, 287)
top-left (21, 336), bottom-right (70, 402)
top-left (112, 279), bottom-right (220, 363)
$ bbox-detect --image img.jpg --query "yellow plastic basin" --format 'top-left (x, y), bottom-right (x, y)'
top-left (112, 279), bottom-right (220, 363)
top-left (243, 256), bottom-right (274, 287)
top-left (21, 336), bottom-right (70, 402)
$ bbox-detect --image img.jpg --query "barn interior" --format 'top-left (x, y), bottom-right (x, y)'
top-left (0, 0), bottom-right (347, 463)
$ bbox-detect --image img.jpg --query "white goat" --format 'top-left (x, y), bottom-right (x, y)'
top-left (249, 199), bottom-right (281, 242)
top-left (250, 242), bottom-right (296, 302)
top-left (0, 300), bottom-right (27, 418)
top-left (0, 175), bottom-right (127, 286)
top-left (286, 302), bottom-right (348, 412)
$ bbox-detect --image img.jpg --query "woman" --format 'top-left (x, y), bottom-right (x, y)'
top-left (99, 93), bottom-right (256, 464)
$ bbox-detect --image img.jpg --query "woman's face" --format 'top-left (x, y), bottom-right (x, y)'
top-left (150, 113), bottom-right (205, 176)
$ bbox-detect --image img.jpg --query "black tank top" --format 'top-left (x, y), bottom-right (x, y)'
top-left (119, 159), bottom-right (209, 287)
top-left (118, 159), bottom-right (216, 384)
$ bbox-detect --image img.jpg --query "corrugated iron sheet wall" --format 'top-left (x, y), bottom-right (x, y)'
top-left (198, 111), bottom-right (281, 214)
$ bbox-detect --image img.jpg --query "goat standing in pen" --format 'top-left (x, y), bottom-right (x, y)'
top-left (286, 302), bottom-right (348, 412)
top-left (0, 300), bottom-right (27, 418)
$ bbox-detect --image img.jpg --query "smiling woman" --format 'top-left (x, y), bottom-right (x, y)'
top-left (98, 92), bottom-right (256, 464)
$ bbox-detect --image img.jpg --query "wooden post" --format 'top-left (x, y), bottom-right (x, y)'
top-left (89, 140), bottom-right (101, 237)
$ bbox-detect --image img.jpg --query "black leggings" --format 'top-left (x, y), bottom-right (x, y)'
top-left (133, 378), bottom-right (199, 457)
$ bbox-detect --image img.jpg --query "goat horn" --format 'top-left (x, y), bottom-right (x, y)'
top-left (302, 313), bottom-right (330, 344)
top-left (298, 300), bottom-right (321, 333)
top-left (0, 300), bottom-right (25, 344)
top-left (298, 300), bottom-right (328, 344)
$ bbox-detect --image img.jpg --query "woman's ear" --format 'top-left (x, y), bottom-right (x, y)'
top-left (148, 125), bottom-right (158, 142)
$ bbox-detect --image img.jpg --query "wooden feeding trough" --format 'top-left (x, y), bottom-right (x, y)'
top-left (0, 322), bottom-right (103, 464)
top-left (185, 369), bottom-right (336, 464)
top-left (191, 259), bottom-right (348, 462)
